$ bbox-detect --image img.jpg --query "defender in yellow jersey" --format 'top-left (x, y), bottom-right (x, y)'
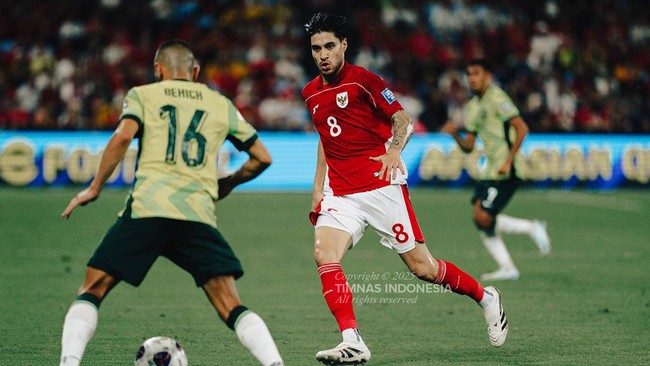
top-left (119, 78), bottom-right (257, 226)
top-left (59, 40), bottom-right (284, 366)
top-left (442, 58), bottom-right (551, 282)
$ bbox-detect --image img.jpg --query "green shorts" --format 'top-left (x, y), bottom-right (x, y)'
top-left (470, 178), bottom-right (520, 216)
top-left (88, 217), bottom-right (243, 287)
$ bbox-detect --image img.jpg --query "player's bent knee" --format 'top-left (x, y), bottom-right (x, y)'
top-left (313, 247), bottom-right (331, 265)
top-left (203, 276), bottom-right (238, 298)
top-left (313, 244), bottom-right (344, 265)
top-left (407, 262), bottom-right (437, 282)
top-left (77, 267), bottom-right (119, 299)
top-left (473, 213), bottom-right (493, 231)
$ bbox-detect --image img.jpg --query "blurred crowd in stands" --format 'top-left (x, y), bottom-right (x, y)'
top-left (1, 0), bottom-right (648, 133)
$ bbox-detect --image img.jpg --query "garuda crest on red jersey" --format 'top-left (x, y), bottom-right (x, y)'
top-left (336, 91), bottom-right (348, 108)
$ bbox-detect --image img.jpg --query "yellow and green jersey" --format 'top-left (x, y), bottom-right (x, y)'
top-left (464, 84), bottom-right (523, 180)
top-left (118, 79), bottom-right (257, 227)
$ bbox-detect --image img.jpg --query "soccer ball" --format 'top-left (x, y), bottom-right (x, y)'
top-left (134, 336), bottom-right (188, 366)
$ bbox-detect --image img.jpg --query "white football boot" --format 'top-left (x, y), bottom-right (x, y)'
top-left (315, 341), bottom-right (371, 365)
top-left (531, 220), bottom-right (551, 256)
top-left (482, 286), bottom-right (508, 347)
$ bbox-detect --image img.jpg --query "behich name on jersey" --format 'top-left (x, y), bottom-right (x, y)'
top-left (164, 88), bottom-right (203, 100)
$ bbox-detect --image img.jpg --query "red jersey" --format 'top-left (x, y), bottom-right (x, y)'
top-left (302, 62), bottom-right (407, 196)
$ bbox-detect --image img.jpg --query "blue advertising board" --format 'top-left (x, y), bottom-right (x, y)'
top-left (0, 131), bottom-right (648, 190)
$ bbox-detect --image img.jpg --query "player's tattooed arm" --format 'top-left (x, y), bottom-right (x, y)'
top-left (389, 109), bottom-right (414, 152)
top-left (370, 109), bottom-right (413, 181)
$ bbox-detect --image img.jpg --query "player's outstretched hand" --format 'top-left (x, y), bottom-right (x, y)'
top-left (498, 160), bottom-right (512, 176)
top-left (369, 149), bottom-right (404, 181)
top-left (311, 189), bottom-right (324, 213)
top-left (61, 187), bottom-right (100, 219)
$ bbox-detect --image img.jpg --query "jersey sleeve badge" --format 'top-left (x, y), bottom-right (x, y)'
top-left (381, 88), bottom-right (397, 104)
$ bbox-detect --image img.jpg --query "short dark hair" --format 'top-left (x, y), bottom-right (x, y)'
top-left (304, 12), bottom-right (349, 41)
top-left (154, 39), bottom-right (196, 73)
top-left (156, 39), bottom-right (192, 55)
top-left (467, 58), bottom-right (493, 73)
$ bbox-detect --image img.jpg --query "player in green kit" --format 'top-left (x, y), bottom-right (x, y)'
top-left (442, 58), bottom-right (551, 281)
top-left (58, 40), bottom-right (284, 366)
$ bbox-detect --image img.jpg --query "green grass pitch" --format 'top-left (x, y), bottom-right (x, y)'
top-left (1, 187), bottom-right (648, 365)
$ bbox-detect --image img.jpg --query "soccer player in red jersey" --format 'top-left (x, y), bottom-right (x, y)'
top-left (301, 12), bottom-right (509, 364)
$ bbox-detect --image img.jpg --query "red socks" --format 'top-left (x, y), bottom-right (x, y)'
top-left (318, 262), bottom-right (358, 331)
top-left (318, 260), bottom-right (483, 329)
top-left (434, 259), bottom-right (484, 302)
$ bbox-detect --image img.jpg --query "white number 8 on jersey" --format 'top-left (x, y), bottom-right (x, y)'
top-left (327, 116), bottom-right (341, 137)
